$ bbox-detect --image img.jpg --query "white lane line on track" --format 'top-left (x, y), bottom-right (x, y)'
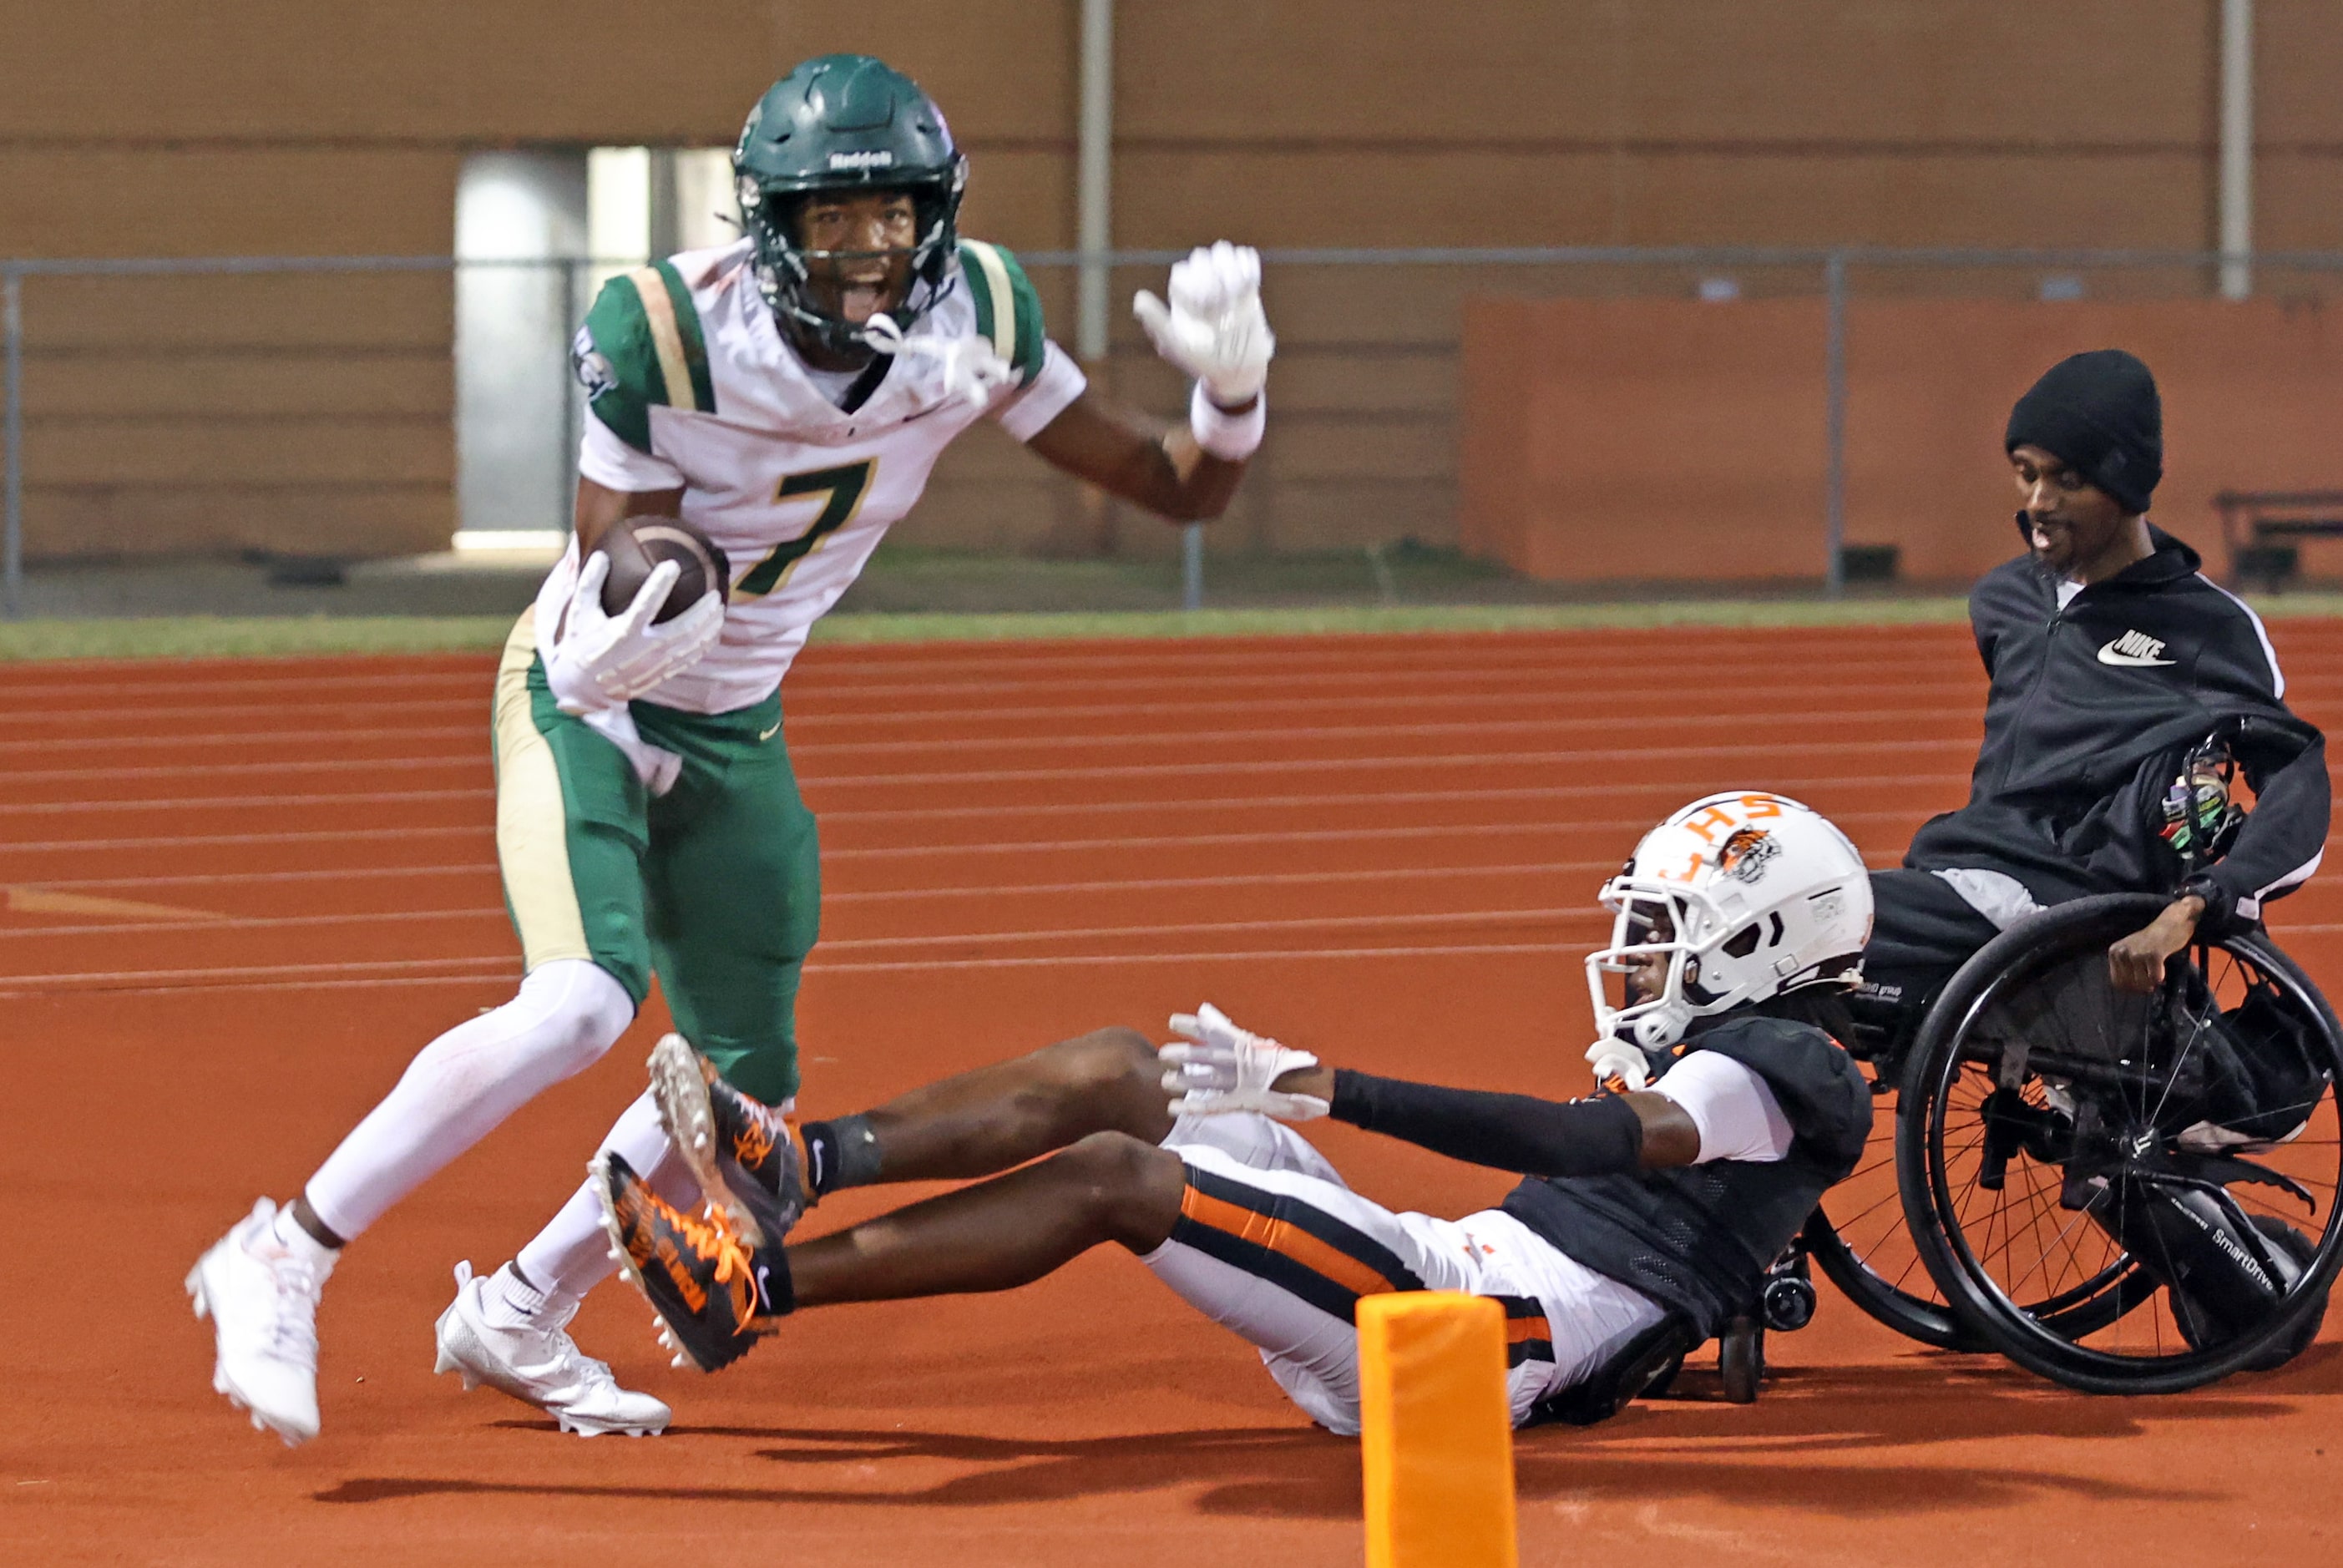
top-left (0, 683), bottom-right (2004, 747)
top-left (14, 628), bottom-right (2340, 696)
top-left (821, 810), bottom-right (1939, 861)
top-left (0, 647), bottom-right (2147, 716)
top-left (0, 756), bottom-right (484, 786)
top-left (802, 941), bottom-right (1602, 975)
top-left (0, 905), bottom-right (508, 939)
top-left (0, 636), bottom-right (1993, 700)
top-left (0, 654), bottom-right (1912, 705)
top-left (12, 664), bottom-right (2340, 738)
top-left (0, 767), bottom-right (1975, 853)
top-left (799, 736), bottom-right (1974, 789)
top-left (0, 825), bottom-right (490, 856)
top-left (727, 707), bottom-right (1991, 760)
top-left (0, 811), bottom-right (1941, 866)
top-left (1, 902), bottom-right (1592, 951)
top-left (0, 710), bottom-right (1991, 785)
top-left (807, 776), bottom-right (1965, 826)
top-left (0, 739), bottom-right (1986, 812)
top-left (0, 939), bottom-right (1598, 996)
top-left (0, 955), bottom-right (518, 989)
top-left (3, 858), bottom-right (1597, 898)
top-left (0, 725), bottom-right (478, 757)
top-left (0, 788), bottom-right (493, 817)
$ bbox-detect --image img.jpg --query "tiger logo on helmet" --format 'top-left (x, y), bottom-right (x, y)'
top-left (1585, 792), bottom-right (1873, 1090)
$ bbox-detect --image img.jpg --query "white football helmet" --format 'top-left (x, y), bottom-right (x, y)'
top-left (1586, 792), bottom-right (1872, 1085)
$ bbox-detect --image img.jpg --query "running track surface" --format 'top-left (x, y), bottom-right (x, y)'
top-left (5, 625), bottom-right (2341, 1565)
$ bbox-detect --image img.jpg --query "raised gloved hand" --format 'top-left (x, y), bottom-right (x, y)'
top-left (860, 311), bottom-right (1017, 409)
top-left (1159, 1003), bottom-right (1328, 1120)
top-left (1132, 242), bottom-right (1274, 407)
top-left (1585, 1039), bottom-right (1652, 1095)
top-left (544, 552), bottom-right (724, 716)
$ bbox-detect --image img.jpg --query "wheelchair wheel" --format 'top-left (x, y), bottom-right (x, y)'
top-left (1900, 893), bottom-right (2343, 1394)
top-left (1804, 1066), bottom-right (1978, 1349)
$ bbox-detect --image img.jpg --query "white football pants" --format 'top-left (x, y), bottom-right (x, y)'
top-left (301, 959), bottom-right (688, 1252)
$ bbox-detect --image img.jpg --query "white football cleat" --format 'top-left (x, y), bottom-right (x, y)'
top-left (186, 1198), bottom-right (330, 1447)
top-left (433, 1262), bottom-right (670, 1437)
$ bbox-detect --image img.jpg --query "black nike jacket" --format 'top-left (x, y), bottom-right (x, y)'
top-left (1903, 527), bottom-right (2328, 928)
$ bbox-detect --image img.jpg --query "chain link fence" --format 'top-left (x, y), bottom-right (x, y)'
top-left (8, 246), bottom-right (2343, 620)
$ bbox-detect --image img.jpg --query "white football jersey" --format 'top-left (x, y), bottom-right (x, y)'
top-left (539, 235), bottom-right (1085, 713)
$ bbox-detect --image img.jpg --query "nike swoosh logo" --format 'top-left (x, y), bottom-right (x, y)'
top-left (757, 721), bottom-right (782, 741)
top-left (2098, 640), bottom-right (2175, 667)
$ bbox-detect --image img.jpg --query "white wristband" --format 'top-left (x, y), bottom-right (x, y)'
top-left (1189, 382), bottom-right (1265, 462)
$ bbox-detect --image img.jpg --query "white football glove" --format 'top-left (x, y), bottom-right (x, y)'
top-left (1132, 242), bottom-right (1274, 406)
top-left (860, 311), bottom-right (1017, 409)
top-left (544, 552), bottom-right (725, 716)
top-left (1585, 1039), bottom-right (1651, 1094)
top-left (1159, 1003), bottom-right (1329, 1120)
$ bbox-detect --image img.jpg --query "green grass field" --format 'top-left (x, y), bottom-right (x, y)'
top-left (5, 594), bottom-right (2342, 662)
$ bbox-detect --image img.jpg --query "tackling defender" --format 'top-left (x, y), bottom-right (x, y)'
top-left (190, 53), bottom-right (1277, 1444)
top-left (595, 795), bottom-right (1875, 1432)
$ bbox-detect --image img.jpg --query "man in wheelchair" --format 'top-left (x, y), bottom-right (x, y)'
top-left (1860, 348), bottom-right (2327, 1043)
top-left (1847, 350), bottom-right (2337, 1386)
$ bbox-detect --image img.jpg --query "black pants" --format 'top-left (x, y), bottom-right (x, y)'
top-left (1854, 869), bottom-right (2005, 1043)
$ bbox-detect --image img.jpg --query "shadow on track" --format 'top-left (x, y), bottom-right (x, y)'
top-left (314, 1346), bottom-right (2325, 1520)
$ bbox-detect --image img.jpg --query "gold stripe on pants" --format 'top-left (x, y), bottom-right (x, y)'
top-left (493, 608), bottom-right (592, 969)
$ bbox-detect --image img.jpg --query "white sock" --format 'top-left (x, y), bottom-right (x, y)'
top-left (482, 1262), bottom-right (552, 1330)
top-left (513, 1088), bottom-right (704, 1304)
top-left (301, 959), bottom-right (635, 1241)
top-left (265, 1203), bottom-right (340, 1280)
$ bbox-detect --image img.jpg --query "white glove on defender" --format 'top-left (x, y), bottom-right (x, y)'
top-left (1586, 1039), bottom-right (1652, 1094)
top-left (545, 552), bottom-right (724, 716)
top-left (1160, 1003), bottom-right (1329, 1120)
top-left (1133, 242), bottom-right (1274, 406)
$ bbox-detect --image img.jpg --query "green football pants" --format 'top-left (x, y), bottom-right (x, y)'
top-left (490, 611), bottom-right (820, 1104)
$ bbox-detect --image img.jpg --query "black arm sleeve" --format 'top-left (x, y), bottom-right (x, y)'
top-left (1328, 1069), bottom-right (1643, 1178)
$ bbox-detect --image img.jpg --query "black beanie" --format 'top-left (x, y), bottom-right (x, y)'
top-left (2003, 349), bottom-right (2163, 513)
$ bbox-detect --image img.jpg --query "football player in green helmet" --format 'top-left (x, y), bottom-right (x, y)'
top-left (192, 49), bottom-right (1282, 1448)
top-left (733, 54), bottom-right (969, 360)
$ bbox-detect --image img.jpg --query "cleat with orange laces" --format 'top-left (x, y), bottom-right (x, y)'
top-left (645, 1034), bottom-right (810, 1248)
top-left (593, 1151), bottom-right (791, 1373)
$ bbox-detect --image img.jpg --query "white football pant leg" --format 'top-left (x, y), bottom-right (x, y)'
top-left (512, 1088), bottom-right (706, 1304)
top-left (1141, 1141), bottom-right (1473, 1437)
top-left (301, 959), bottom-right (634, 1240)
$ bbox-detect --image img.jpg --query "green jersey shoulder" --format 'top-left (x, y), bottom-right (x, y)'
top-left (954, 239), bottom-right (1048, 388)
top-left (573, 261), bottom-right (720, 454)
top-left (572, 240), bottom-right (1050, 453)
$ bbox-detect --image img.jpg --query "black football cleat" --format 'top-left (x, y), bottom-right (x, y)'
top-left (645, 1033), bottom-right (810, 1248)
top-left (593, 1151), bottom-right (785, 1373)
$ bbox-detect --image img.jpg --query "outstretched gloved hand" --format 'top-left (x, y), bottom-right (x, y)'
top-left (1132, 242), bottom-right (1275, 407)
top-left (1160, 1003), bottom-right (1329, 1120)
top-left (1585, 1039), bottom-right (1652, 1094)
top-left (545, 552), bottom-right (724, 716)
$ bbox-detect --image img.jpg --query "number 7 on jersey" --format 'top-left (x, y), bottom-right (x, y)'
top-left (736, 460), bottom-right (877, 597)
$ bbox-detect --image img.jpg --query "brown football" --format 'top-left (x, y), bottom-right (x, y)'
top-left (594, 515), bottom-right (731, 623)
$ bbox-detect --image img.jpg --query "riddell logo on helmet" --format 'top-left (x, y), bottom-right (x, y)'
top-left (827, 149), bottom-right (897, 170)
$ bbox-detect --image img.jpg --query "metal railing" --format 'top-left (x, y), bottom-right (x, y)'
top-left (8, 242), bottom-right (2343, 619)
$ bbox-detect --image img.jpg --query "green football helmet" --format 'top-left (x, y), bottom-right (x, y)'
top-left (733, 54), bottom-right (967, 356)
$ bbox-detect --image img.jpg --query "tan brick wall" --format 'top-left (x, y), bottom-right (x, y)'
top-left (1462, 296), bottom-right (2343, 586)
top-left (7, 3), bottom-right (2342, 563)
